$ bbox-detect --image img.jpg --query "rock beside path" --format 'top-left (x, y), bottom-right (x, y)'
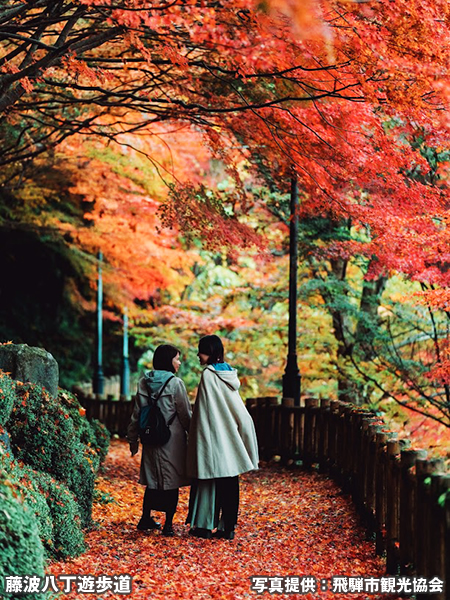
top-left (0, 343), bottom-right (59, 398)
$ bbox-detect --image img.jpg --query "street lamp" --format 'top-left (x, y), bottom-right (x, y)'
top-left (93, 251), bottom-right (104, 395)
top-left (282, 175), bottom-right (301, 405)
top-left (120, 307), bottom-right (130, 398)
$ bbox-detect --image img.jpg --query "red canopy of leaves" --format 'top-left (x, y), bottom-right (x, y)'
top-left (1, 1), bottom-right (448, 298)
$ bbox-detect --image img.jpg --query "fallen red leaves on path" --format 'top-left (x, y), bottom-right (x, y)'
top-left (49, 439), bottom-right (410, 600)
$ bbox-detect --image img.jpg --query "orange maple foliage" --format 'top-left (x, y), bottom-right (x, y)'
top-left (46, 124), bottom-right (268, 307)
top-left (49, 440), bottom-right (411, 600)
top-left (380, 400), bottom-right (450, 462)
top-left (1, 0), bottom-right (448, 294)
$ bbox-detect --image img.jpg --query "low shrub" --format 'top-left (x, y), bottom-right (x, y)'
top-left (1, 432), bottom-right (85, 560)
top-left (66, 440), bottom-right (99, 529)
top-left (2, 379), bottom-right (111, 564)
top-left (90, 417), bottom-right (111, 465)
top-left (0, 476), bottom-right (48, 600)
top-left (19, 466), bottom-right (85, 559)
top-left (5, 381), bottom-right (108, 527)
top-left (15, 465), bottom-right (54, 556)
top-left (38, 471), bottom-right (86, 559)
top-left (6, 382), bottom-right (77, 474)
top-left (58, 390), bottom-right (111, 464)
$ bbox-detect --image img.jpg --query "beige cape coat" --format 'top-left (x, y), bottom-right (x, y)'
top-left (127, 372), bottom-right (192, 489)
top-left (186, 366), bottom-right (259, 479)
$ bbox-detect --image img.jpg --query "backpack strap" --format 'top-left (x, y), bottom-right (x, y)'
top-left (144, 376), bottom-right (178, 427)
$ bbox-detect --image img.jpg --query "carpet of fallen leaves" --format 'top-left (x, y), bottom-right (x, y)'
top-left (49, 439), bottom-right (410, 600)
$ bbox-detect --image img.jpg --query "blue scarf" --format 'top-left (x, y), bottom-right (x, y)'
top-left (211, 362), bottom-right (233, 371)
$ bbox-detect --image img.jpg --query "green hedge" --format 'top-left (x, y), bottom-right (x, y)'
top-left (18, 465), bottom-right (85, 559)
top-left (59, 390), bottom-right (110, 459)
top-left (14, 465), bottom-right (54, 556)
top-left (0, 374), bottom-right (110, 568)
top-left (5, 381), bottom-right (110, 528)
top-left (0, 476), bottom-right (48, 600)
top-left (89, 417), bottom-right (111, 465)
top-left (0, 439), bottom-right (85, 562)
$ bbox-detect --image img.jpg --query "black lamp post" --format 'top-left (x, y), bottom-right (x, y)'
top-left (120, 307), bottom-right (130, 398)
top-left (282, 175), bottom-right (301, 405)
top-left (93, 251), bottom-right (105, 395)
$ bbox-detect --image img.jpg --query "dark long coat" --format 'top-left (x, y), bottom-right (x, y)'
top-left (127, 371), bottom-right (192, 489)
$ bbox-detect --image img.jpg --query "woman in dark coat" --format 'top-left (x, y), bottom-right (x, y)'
top-left (127, 344), bottom-right (192, 536)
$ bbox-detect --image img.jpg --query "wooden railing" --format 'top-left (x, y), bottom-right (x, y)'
top-left (78, 394), bottom-right (135, 438)
top-left (245, 396), bottom-right (449, 600)
top-left (77, 391), bottom-right (448, 598)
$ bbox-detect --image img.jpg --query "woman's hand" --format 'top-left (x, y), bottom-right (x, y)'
top-left (129, 441), bottom-right (139, 456)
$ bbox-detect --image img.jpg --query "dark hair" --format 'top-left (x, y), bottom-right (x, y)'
top-left (153, 344), bottom-right (180, 373)
top-left (198, 335), bottom-right (224, 364)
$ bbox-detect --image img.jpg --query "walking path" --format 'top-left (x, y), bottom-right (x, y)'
top-left (49, 439), bottom-right (408, 600)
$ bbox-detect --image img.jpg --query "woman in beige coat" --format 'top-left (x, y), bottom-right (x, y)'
top-left (186, 335), bottom-right (259, 540)
top-left (127, 344), bottom-right (192, 536)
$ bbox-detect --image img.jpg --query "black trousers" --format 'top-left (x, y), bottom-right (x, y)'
top-left (143, 487), bottom-right (179, 515)
top-left (216, 476), bottom-right (239, 531)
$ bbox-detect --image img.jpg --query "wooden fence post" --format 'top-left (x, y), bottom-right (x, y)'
top-left (318, 399), bottom-right (331, 473)
top-left (365, 422), bottom-right (384, 537)
top-left (400, 449), bottom-right (428, 574)
top-left (386, 436), bottom-right (401, 574)
top-left (428, 473), bottom-right (446, 596)
top-left (337, 404), bottom-right (351, 489)
top-left (328, 401), bottom-right (341, 476)
top-left (347, 408), bottom-right (364, 496)
top-left (255, 397), bottom-right (268, 460)
top-left (375, 431), bottom-right (389, 555)
top-left (269, 397), bottom-right (282, 460)
top-left (360, 417), bottom-right (379, 527)
top-left (428, 474), bottom-right (450, 600)
top-left (294, 399), bottom-right (305, 462)
top-left (350, 410), bottom-right (371, 512)
top-left (415, 458), bottom-right (445, 588)
top-left (433, 474), bottom-right (450, 600)
top-left (334, 403), bottom-right (346, 482)
top-left (303, 398), bottom-right (319, 469)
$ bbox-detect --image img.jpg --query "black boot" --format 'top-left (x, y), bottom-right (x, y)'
top-left (212, 528), bottom-right (235, 540)
top-left (162, 511), bottom-right (175, 536)
top-left (189, 527), bottom-right (212, 539)
top-left (137, 488), bottom-right (161, 530)
top-left (137, 516), bottom-right (161, 530)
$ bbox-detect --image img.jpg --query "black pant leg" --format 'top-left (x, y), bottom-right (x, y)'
top-left (216, 476), bottom-right (239, 531)
top-left (142, 486), bottom-right (152, 518)
top-left (164, 489), bottom-right (179, 525)
top-left (143, 487), bottom-right (179, 517)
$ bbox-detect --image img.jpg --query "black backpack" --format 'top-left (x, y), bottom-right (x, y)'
top-left (138, 376), bottom-right (175, 446)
